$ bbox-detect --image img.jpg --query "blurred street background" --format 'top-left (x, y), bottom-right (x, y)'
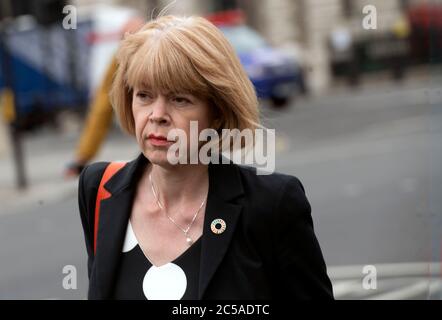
top-left (0, 0), bottom-right (441, 299)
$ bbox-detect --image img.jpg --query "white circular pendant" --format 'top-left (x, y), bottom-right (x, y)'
top-left (142, 262), bottom-right (187, 300)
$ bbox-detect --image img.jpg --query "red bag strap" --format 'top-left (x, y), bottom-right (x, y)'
top-left (94, 161), bottom-right (126, 255)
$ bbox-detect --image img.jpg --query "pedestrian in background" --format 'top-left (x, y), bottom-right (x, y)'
top-left (64, 17), bottom-right (144, 177)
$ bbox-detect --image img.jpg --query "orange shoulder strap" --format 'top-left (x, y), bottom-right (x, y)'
top-left (94, 161), bottom-right (126, 255)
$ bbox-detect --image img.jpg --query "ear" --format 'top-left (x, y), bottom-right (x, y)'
top-left (211, 117), bottom-right (223, 130)
top-left (209, 103), bottom-right (223, 130)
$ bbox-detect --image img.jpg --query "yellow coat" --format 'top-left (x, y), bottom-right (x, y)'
top-left (75, 57), bottom-right (117, 162)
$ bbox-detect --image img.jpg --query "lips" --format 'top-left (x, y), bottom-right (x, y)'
top-left (148, 134), bottom-right (168, 140)
top-left (147, 133), bottom-right (175, 146)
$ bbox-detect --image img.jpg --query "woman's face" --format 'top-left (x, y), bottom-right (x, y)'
top-left (132, 87), bottom-right (214, 167)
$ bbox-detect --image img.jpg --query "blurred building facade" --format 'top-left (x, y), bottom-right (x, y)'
top-left (241, 0), bottom-right (407, 92)
top-left (71, 0), bottom-right (438, 93)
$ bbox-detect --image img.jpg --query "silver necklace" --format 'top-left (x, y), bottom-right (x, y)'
top-left (149, 173), bottom-right (206, 246)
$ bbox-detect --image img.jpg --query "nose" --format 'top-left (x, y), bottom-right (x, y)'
top-left (149, 95), bottom-right (169, 125)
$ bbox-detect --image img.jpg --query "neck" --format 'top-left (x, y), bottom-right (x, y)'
top-left (148, 162), bottom-right (209, 209)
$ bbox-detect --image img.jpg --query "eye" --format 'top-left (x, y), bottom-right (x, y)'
top-left (135, 91), bottom-right (153, 103)
top-left (172, 95), bottom-right (192, 107)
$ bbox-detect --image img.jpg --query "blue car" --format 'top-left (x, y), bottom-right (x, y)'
top-left (220, 24), bottom-right (306, 107)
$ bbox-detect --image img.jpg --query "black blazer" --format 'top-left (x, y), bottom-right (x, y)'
top-left (78, 153), bottom-right (334, 300)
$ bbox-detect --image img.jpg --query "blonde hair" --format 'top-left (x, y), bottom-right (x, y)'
top-left (110, 15), bottom-right (261, 150)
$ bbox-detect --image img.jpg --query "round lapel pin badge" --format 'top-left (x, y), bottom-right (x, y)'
top-left (211, 218), bottom-right (226, 234)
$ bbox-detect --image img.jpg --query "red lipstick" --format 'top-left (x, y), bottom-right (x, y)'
top-left (147, 134), bottom-right (173, 147)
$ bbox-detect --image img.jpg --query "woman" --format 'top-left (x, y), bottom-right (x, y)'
top-left (78, 15), bottom-right (334, 300)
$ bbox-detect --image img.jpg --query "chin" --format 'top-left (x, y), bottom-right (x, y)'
top-left (143, 149), bottom-right (174, 167)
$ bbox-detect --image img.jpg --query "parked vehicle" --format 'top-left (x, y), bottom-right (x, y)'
top-left (0, 4), bottom-right (135, 131)
top-left (0, 17), bottom-right (92, 131)
top-left (407, 3), bottom-right (442, 64)
top-left (208, 10), bottom-right (307, 107)
top-left (329, 25), bottom-right (411, 85)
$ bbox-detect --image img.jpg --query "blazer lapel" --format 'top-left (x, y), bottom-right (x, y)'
top-left (198, 158), bottom-right (245, 299)
top-left (92, 154), bottom-right (147, 299)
